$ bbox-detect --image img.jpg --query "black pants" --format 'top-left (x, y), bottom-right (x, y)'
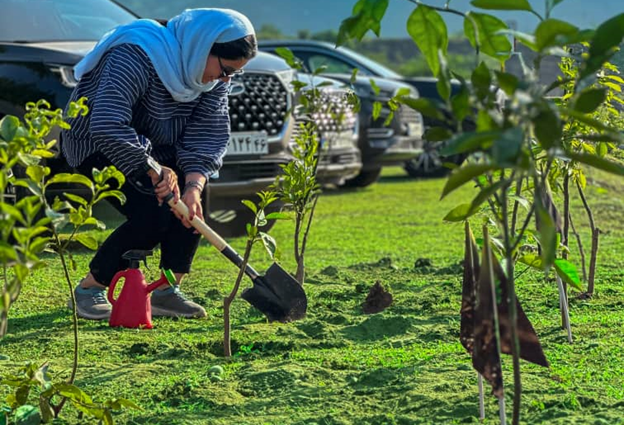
top-left (77, 154), bottom-right (203, 286)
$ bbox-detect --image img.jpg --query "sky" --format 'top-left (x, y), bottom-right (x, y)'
top-left (120, 0), bottom-right (624, 38)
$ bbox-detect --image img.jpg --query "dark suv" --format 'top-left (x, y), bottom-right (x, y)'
top-left (0, 0), bottom-right (296, 237)
top-left (260, 41), bottom-right (424, 187)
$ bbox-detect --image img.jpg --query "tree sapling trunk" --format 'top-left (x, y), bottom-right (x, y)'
top-left (577, 181), bottom-right (599, 296)
top-left (224, 239), bottom-right (253, 358)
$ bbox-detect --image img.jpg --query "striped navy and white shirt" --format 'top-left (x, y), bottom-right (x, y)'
top-left (61, 43), bottom-right (230, 179)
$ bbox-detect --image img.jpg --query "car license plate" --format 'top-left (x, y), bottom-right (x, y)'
top-left (321, 131), bottom-right (354, 150)
top-left (226, 132), bottom-right (268, 156)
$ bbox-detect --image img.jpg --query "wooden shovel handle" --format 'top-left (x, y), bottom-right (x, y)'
top-left (166, 196), bottom-right (227, 251)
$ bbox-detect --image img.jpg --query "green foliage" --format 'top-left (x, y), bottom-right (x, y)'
top-left (336, 0), bottom-right (389, 46)
top-left (0, 99), bottom-right (137, 423)
top-left (406, 6), bottom-right (448, 76)
top-left (270, 49), bottom-right (361, 283)
top-left (339, 3), bottom-right (624, 422)
top-left (242, 191), bottom-right (287, 259)
top-left (464, 12), bottom-right (511, 64)
top-left (1, 362), bottom-right (140, 425)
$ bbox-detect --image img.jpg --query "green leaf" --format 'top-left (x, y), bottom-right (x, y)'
top-left (450, 85), bottom-right (470, 122)
top-left (63, 193), bottom-right (88, 207)
top-left (53, 383), bottom-right (93, 405)
top-left (0, 242), bottom-right (18, 263)
top-left (46, 173), bottom-right (94, 190)
top-left (471, 0), bottom-right (532, 11)
top-left (440, 131), bottom-right (501, 155)
top-left (0, 203), bottom-right (26, 225)
top-left (533, 105), bottom-right (562, 149)
top-left (337, 0), bottom-right (390, 46)
top-left (597, 142), bottom-right (608, 157)
top-left (407, 5), bottom-right (448, 76)
top-left (75, 234), bottom-right (98, 251)
top-left (265, 212), bottom-right (290, 220)
top-left (492, 127), bottom-right (523, 164)
top-left (259, 232), bottom-right (277, 259)
top-left (94, 190), bottom-right (126, 205)
top-left (350, 68), bottom-right (359, 84)
top-left (509, 194), bottom-right (530, 211)
top-left (471, 62), bottom-right (492, 99)
top-left (313, 65), bottom-right (328, 76)
top-left (274, 47), bottom-right (298, 69)
top-left (396, 96), bottom-right (445, 121)
top-left (424, 127), bottom-right (453, 142)
top-left (535, 19), bottom-right (579, 51)
top-left (13, 405), bottom-right (40, 425)
top-left (573, 88), bottom-right (607, 113)
top-left (25, 165), bottom-right (48, 183)
top-left (443, 203), bottom-right (472, 222)
top-left (17, 153), bottom-right (41, 167)
top-left (495, 72), bottom-right (519, 95)
top-left (372, 101), bottom-right (383, 120)
top-left (441, 164), bottom-right (495, 199)
top-left (582, 13), bottom-right (624, 79)
top-left (241, 200), bottom-right (258, 214)
top-left (369, 78), bottom-right (381, 96)
top-left (565, 152), bottom-right (624, 176)
top-left (554, 259), bottom-right (582, 291)
top-left (518, 253), bottom-right (543, 270)
top-left (112, 398), bottom-right (141, 410)
top-left (464, 12), bottom-right (511, 63)
top-left (0, 115), bottom-right (21, 141)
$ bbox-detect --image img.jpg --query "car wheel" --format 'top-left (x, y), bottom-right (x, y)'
top-left (206, 206), bottom-right (279, 238)
top-left (340, 167), bottom-right (382, 188)
top-left (404, 140), bottom-right (462, 178)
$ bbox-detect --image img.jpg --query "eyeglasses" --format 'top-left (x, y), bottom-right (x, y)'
top-left (218, 56), bottom-right (244, 78)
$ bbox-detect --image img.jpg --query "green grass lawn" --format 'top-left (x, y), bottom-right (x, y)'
top-left (1, 167), bottom-right (623, 424)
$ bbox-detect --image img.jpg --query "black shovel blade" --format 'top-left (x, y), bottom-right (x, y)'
top-left (241, 263), bottom-right (307, 323)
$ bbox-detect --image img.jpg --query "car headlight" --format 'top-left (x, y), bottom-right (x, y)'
top-left (48, 65), bottom-right (78, 88)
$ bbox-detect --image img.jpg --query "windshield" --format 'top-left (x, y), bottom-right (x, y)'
top-left (0, 0), bottom-right (136, 42)
top-left (336, 45), bottom-right (403, 79)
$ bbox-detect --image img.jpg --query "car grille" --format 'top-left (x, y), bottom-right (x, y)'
top-left (291, 91), bottom-right (357, 148)
top-left (398, 104), bottom-right (423, 125)
top-left (217, 161), bottom-right (285, 183)
top-left (228, 72), bottom-right (289, 137)
top-left (318, 151), bottom-right (360, 165)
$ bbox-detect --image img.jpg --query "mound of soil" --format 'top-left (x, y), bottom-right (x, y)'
top-left (362, 281), bottom-right (393, 314)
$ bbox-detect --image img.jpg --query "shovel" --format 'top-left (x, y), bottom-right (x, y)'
top-left (164, 193), bottom-right (307, 322)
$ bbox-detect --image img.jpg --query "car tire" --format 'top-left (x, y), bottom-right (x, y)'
top-left (340, 167), bottom-right (382, 188)
top-left (206, 205), bottom-right (279, 238)
top-left (403, 140), bottom-right (463, 178)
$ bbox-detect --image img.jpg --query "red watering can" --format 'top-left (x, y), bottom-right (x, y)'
top-left (107, 250), bottom-right (175, 329)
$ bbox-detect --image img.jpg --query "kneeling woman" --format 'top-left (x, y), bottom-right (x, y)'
top-left (61, 9), bottom-right (256, 320)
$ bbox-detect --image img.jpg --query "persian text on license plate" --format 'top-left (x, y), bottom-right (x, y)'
top-left (226, 132), bottom-right (268, 156)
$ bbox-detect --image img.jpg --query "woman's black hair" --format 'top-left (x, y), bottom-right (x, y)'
top-left (154, 19), bottom-right (257, 61)
top-left (210, 34), bottom-right (258, 61)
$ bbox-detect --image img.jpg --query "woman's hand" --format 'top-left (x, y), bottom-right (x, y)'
top-left (173, 186), bottom-right (204, 229)
top-left (150, 166), bottom-right (180, 204)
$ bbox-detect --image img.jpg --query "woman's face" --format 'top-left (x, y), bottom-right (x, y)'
top-left (202, 55), bottom-right (249, 84)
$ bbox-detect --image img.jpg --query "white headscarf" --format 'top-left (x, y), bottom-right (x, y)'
top-left (74, 8), bottom-right (255, 102)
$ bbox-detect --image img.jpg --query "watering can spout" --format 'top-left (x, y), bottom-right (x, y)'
top-left (147, 269), bottom-right (176, 293)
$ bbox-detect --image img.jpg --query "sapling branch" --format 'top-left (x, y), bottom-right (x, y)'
top-left (501, 181), bottom-right (522, 425)
top-left (224, 239), bottom-right (253, 358)
top-left (576, 181), bottom-right (599, 295)
top-left (568, 212), bottom-right (588, 282)
top-left (510, 179), bottom-right (524, 236)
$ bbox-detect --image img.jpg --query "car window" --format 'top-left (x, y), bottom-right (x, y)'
top-left (307, 54), bottom-right (356, 74)
top-left (0, 0), bottom-right (136, 42)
